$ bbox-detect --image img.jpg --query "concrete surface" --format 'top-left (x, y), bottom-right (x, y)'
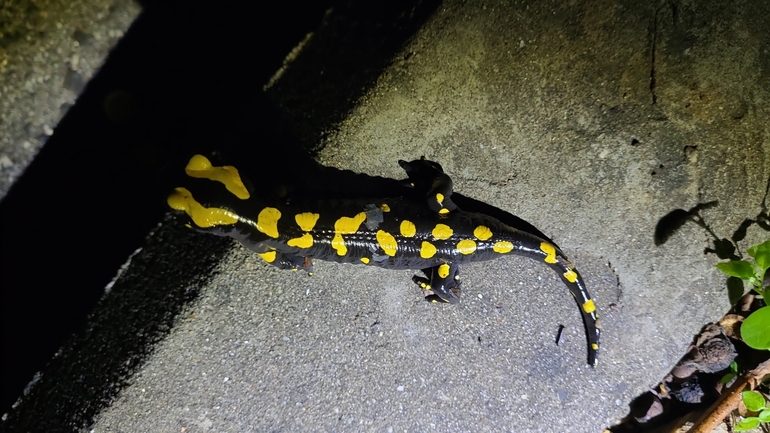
top-left (0, 0), bottom-right (140, 196)
top-left (3, 0), bottom-right (770, 432)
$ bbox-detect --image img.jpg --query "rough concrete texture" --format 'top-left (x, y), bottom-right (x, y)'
top-left (0, 0), bottom-right (140, 197)
top-left (86, 1), bottom-right (770, 432)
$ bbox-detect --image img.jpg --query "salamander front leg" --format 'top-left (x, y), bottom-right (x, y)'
top-left (411, 263), bottom-right (461, 304)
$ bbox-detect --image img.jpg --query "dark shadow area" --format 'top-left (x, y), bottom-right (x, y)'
top-left (0, 0), bottom-right (332, 421)
top-left (654, 201), bottom-right (719, 248)
top-left (654, 177), bottom-right (770, 260)
top-left (1, 219), bottom-right (231, 432)
top-left (0, 2), bottom-right (329, 421)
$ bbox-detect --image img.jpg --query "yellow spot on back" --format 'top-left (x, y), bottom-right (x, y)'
top-left (331, 212), bottom-right (367, 256)
top-left (257, 207), bottom-right (281, 238)
top-left (376, 230), bottom-right (398, 256)
top-left (360, 257), bottom-right (370, 264)
top-left (493, 241), bottom-right (514, 253)
top-left (287, 213), bottom-right (319, 249)
top-left (582, 299), bottom-right (596, 314)
top-left (380, 204), bottom-right (390, 212)
top-left (287, 233), bottom-right (313, 249)
top-left (167, 187), bottom-right (239, 228)
top-left (563, 269), bottom-right (578, 283)
top-left (591, 343), bottom-right (599, 350)
top-left (420, 241), bottom-right (437, 259)
top-left (438, 208), bottom-right (450, 215)
top-left (185, 155), bottom-right (250, 200)
top-left (435, 193), bottom-right (445, 204)
top-left (438, 263), bottom-right (450, 278)
top-left (400, 220), bottom-right (417, 237)
top-left (258, 251), bottom-right (276, 263)
top-left (432, 224), bottom-right (453, 240)
top-left (335, 212), bottom-right (367, 233)
top-left (474, 225), bottom-right (493, 241)
top-left (295, 212), bottom-right (320, 231)
top-left (456, 239), bottom-right (477, 255)
top-left (540, 242), bottom-right (558, 264)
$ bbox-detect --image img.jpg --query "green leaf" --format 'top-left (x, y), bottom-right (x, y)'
top-left (735, 417), bottom-right (760, 431)
top-left (741, 307), bottom-right (770, 350)
top-left (742, 390), bottom-right (767, 412)
top-left (716, 261), bottom-right (756, 280)
top-left (720, 372), bottom-right (736, 385)
top-left (728, 277), bottom-right (747, 304)
top-left (759, 408), bottom-right (770, 422)
top-left (748, 240), bottom-right (770, 271)
top-left (721, 361), bottom-right (739, 385)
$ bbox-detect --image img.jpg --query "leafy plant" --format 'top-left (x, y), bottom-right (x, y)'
top-left (716, 240), bottom-right (770, 431)
top-left (716, 240), bottom-right (770, 350)
top-left (734, 390), bottom-right (770, 431)
top-left (721, 360), bottom-right (739, 385)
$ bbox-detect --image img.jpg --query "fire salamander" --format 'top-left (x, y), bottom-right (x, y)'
top-left (167, 154), bottom-right (601, 366)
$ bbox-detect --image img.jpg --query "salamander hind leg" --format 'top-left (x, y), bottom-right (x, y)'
top-left (398, 157), bottom-right (458, 215)
top-left (411, 263), bottom-right (461, 304)
top-left (259, 250), bottom-right (313, 273)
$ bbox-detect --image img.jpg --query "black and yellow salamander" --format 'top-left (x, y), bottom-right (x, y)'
top-left (167, 154), bottom-right (601, 366)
